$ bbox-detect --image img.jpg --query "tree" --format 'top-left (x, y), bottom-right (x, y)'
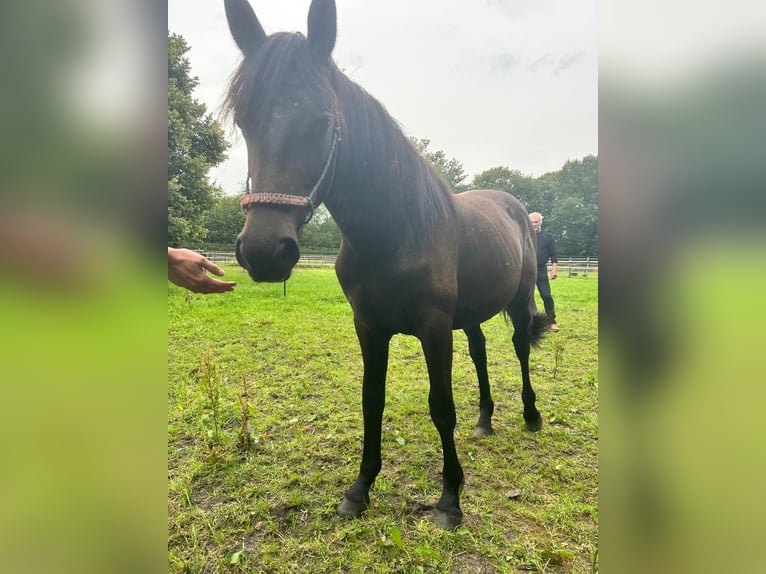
top-left (168, 32), bottom-right (229, 246)
top-left (468, 156), bottom-right (598, 258)
top-left (299, 206), bottom-right (342, 253)
top-left (547, 155), bottom-right (598, 257)
top-left (205, 191), bottom-right (246, 248)
top-left (470, 167), bottom-right (543, 210)
top-left (410, 138), bottom-right (467, 191)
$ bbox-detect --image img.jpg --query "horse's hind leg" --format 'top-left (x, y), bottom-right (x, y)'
top-left (509, 306), bottom-right (543, 432)
top-left (336, 318), bottom-right (391, 519)
top-left (464, 325), bottom-right (494, 436)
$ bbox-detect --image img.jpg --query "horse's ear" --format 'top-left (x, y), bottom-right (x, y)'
top-left (225, 0), bottom-right (266, 54)
top-left (307, 0), bottom-right (337, 61)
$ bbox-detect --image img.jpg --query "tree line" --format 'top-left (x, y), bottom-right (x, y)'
top-left (168, 32), bottom-right (597, 257)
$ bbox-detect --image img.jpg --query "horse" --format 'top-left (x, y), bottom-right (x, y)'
top-left (223, 0), bottom-right (548, 530)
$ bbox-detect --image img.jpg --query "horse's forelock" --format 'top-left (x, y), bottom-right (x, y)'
top-left (223, 33), bottom-right (334, 128)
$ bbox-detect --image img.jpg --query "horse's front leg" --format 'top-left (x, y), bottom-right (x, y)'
top-left (336, 317), bottom-right (391, 519)
top-left (420, 315), bottom-right (464, 530)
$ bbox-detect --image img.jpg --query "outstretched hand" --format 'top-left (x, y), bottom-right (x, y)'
top-left (168, 247), bottom-right (236, 294)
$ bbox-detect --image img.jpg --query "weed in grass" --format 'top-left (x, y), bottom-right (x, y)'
top-left (390, 525), bottom-right (404, 550)
top-left (237, 374), bottom-right (256, 451)
top-left (195, 344), bottom-right (224, 455)
top-left (181, 487), bottom-right (192, 508)
top-left (230, 543), bottom-right (245, 565)
top-left (551, 336), bottom-right (566, 380)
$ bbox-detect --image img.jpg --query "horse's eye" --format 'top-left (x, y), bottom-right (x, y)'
top-left (308, 116), bottom-right (330, 140)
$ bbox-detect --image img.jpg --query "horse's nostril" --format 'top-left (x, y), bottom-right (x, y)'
top-left (277, 238), bottom-right (300, 265)
top-left (235, 238), bottom-right (248, 270)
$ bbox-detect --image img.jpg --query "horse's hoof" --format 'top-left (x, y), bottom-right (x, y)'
top-left (336, 495), bottom-right (368, 518)
top-left (434, 508), bottom-right (463, 531)
top-left (473, 425), bottom-right (494, 437)
top-left (525, 416), bottom-right (543, 432)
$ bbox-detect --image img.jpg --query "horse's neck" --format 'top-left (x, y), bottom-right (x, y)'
top-left (324, 102), bottom-right (411, 251)
top-left (325, 81), bottom-right (453, 255)
top-left (324, 177), bottom-right (398, 256)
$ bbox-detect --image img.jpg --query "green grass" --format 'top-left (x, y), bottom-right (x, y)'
top-left (168, 267), bottom-right (597, 573)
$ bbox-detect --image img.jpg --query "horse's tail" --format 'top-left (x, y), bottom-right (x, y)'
top-left (502, 301), bottom-right (549, 348)
top-left (528, 310), bottom-right (549, 348)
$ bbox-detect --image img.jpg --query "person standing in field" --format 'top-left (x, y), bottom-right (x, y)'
top-left (529, 212), bottom-right (559, 332)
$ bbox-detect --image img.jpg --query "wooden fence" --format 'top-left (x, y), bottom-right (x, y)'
top-left (202, 251), bottom-right (239, 266)
top-left (558, 257), bottom-right (598, 277)
top-left (201, 251), bottom-right (598, 276)
top-left (201, 251), bottom-right (337, 269)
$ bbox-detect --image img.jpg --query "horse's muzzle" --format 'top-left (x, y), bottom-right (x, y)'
top-left (235, 236), bottom-right (299, 282)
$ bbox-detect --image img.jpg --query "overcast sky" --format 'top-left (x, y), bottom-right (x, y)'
top-left (168, 0), bottom-right (597, 196)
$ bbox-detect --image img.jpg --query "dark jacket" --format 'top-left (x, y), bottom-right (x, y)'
top-left (535, 229), bottom-right (558, 268)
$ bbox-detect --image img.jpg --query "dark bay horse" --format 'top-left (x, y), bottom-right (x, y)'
top-left (224, 0), bottom-right (548, 530)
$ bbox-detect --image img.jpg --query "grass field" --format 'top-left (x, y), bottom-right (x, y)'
top-left (168, 267), bottom-right (598, 573)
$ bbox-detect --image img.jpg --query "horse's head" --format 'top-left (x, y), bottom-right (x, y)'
top-left (224, 0), bottom-right (339, 282)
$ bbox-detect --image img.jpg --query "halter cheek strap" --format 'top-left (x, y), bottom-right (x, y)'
top-left (240, 121), bottom-right (342, 224)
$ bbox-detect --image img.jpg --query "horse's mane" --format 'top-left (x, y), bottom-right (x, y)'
top-left (223, 32), bottom-right (455, 240)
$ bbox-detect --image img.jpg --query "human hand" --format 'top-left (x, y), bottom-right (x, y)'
top-left (168, 247), bottom-right (236, 293)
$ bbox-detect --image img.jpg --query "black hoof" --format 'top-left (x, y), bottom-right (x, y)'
top-left (336, 495), bottom-right (368, 518)
top-left (473, 425), bottom-right (494, 437)
top-left (434, 508), bottom-right (463, 531)
top-left (525, 415), bottom-right (543, 432)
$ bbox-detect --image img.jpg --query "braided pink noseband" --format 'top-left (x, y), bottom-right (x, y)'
top-left (240, 121), bottom-right (341, 224)
top-left (240, 193), bottom-right (310, 209)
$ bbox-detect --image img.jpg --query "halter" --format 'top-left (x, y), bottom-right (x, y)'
top-left (240, 120), bottom-right (342, 224)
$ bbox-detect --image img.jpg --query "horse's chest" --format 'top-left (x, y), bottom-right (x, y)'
top-left (341, 280), bottom-right (417, 333)
top-left (338, 268), bottom-right (444, 335)
top-left (336, 250), bottom-right (456, 334)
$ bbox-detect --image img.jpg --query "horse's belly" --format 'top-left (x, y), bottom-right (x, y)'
top-left (452, 274), bottom-right (519, 328)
